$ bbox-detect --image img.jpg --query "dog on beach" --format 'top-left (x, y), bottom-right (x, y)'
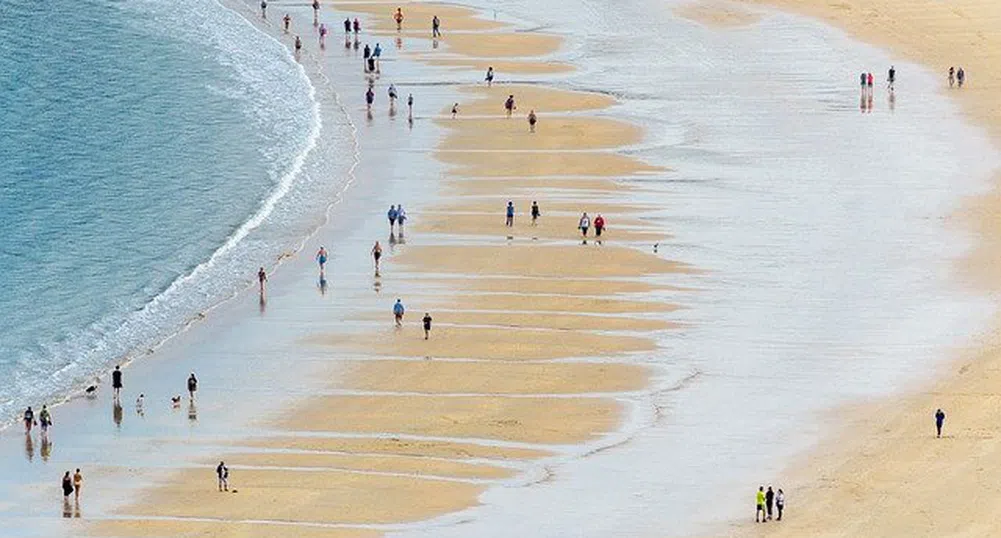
top-left (170, 396), bottom-right (182, 408)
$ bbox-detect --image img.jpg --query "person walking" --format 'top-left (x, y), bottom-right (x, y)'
top-left (319, 23), bottom-right (328, 46)
top-left (948, 67), bottom-right (955, 88)
top-left (859, 72), bottom-right (866, 95)
top-left (432, 15), bottom-right (441, 38)
top-left (935, 408), bottom-right (946, 438)
top-left (394, 7), bottom-right (404, 31)
top-left (578, 212), bottom-right (590, 237)
top-left (887, 65), bottom-right (896, 90)
top-left (23, 406), bottom-right (34, 434)
top-left (451, 103), bottom-right (459, 118)
top-left (312, 0), bottom-right (319, 20)
top-left (187, 373), bottom-right (198, 401)
top-left (957, 67), bottom-right (965, 88)
top-left (73, 469), bottom-right (83, 501)
top-left (387, 205), bottom-right (398, 231)
top-left (316, 246), bottom-right (328, 272)
top-left (594, 214), bottom-right (605, 238)
top-left (485, 66), bottom-right (494, 86)
top-left (294, 35), bottom-right (302, 54)
top-left (531, 201), bottom-right (540, 225)
top-left (217, 461), bottom-right (229, 492)
top-left (765, 486), bottom-right (775, 520)
top-left (755, 486), bottom-right (766, 523)
top-left (260, 0), bottom-right (267, 18)
top-left (505, 201), bottom-right (515, 227)
top-left (344, 17), bottom-right (351, 34)
top-left (39, 405), bottom-right (52, 435)
top-left (867, 72), bottom-right (874, 95)
top-left (62, 472), bottom-right (74, 499)
top-left (528, 110), bottom-right (537, 132)
top-left (372, 241), bottom-right (383, 273)
top-left (396, 205), bottom-right (407, 230)
top-left (422, 312), bottom-right (433, 339)
top-left (283, 13), bottom-right (291, 32)
top-left (776, 488), bottom-right (785, 521)
top-left (112, 366), bottom-right (123, 400)
top-left (407, 94), bottom-right (414, 118)
top-left (393, 299), bottom-right (405, 327)
top-left (352, 17), bottom-right (360, 34)
top-left (365, 87), bottom-right (375, 109)
top-left (504, 95), bottom-right (516, 117)
top-left (257, 267), bottom-right (267, 296)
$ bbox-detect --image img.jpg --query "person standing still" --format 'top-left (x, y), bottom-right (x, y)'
top-left (755, 486), bottom-right (766, 523)
top-left (935, 408), bottom-right (946, 438)
top-left (257, 267), bottom-right (267, 296)
top-left (776, 488), bottom-right (785, 521)
top-left (112, 366), bottom-right (123, 401)
top-left (62, 472), bottom-right (74, 499)
top-left (505, 201), bottom-right (515, 227)
top-left (765, 486), bottom-right (775, 521)
top-left (187, 373), bottom-right (198, 401)
top-left (422, 312), bottom-right (433, 340)
top-left (217, 461), bottom-right (229, 492)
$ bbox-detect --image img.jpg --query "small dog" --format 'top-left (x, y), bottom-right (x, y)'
top-left (85, 385), bottom-right (98, 397)
top-left (170, 396), bottom-right (182, 408)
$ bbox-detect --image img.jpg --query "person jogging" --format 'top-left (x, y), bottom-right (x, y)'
top-left (422, 312), bottom-right (433, 339)
top-left (935, 408), bottom-right (946, 438)
top-left (393, 299), bottom-right (405, 327)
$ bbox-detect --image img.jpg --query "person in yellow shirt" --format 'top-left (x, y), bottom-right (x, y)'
top-left (756, 486), bottom-right (767, 523)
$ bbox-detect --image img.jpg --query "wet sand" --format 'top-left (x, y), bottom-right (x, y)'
top-left (716, 0), bottom-right (1001, 535)
top-left (87, 1), bottom-right (682, 536)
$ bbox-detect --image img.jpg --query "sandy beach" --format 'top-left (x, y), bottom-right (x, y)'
top-left (86, 1), bottom-right (681, 536)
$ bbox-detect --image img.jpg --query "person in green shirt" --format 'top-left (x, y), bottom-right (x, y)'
top-left (756, 486), bottom-right (767, 523)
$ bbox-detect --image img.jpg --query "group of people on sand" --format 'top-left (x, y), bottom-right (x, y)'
top-left (391, 299), bottom-right (434, 338)
top-left (579, 212), bottom-right (605, 239)
top-left (755, 485), bottom-right (786, 523)
top-left (947, 66), bottom-right (966, 88)
top-left (859, 66), bottom-right (896, 98)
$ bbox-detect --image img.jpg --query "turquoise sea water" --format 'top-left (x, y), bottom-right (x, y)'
top-left (0, 0), bottom-right (326, 421)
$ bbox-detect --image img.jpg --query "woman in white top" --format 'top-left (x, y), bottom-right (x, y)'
top-left (776, 489), bottom-right (785, 521)
top-left (579, 212), bottom-right (590, 237)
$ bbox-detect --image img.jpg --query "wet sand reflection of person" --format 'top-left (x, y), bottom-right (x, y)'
top-left (24, 433), bottom-right (33, 462)
top-left (319, 274), bottom-right (328, 295)
top-left (41, 435), bottom-right (52, 461)
top-left (188, 400), bottom-right (198, 422)
top-left (113, 401), bottom-right (123, 428)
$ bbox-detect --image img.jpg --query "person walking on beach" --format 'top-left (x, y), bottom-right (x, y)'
top-left (957, 67), bottom-right (965, 88)
top-left (260, 0), bottom-right (267, 18)
top-left (62, 472), bottom-right (74, 499)
top-left (867, 72), bottom-right (874, 96)
top-left (112, 366), bottom-right (123, 401)
top-left (765, 486), bottom-right (775, 520)
top-left (755, 486), bottom-right (766, 522)
top-left (373, 43), bottom-right (382, 61)
top-left (935, 408), bottom-right (946, 437)
top-left (217, 461), bottom-right (229, 492)
top-left (393, 299), bottom-right (405, 327)
top-left (257, 267), bottom-right (267, 295)
top-left (365, 87), bottom-right (375, 110)
top-left (344, 18), bottom-right (351, 34)
top-left (776, 488), bottom-right (785, 521)
top-left (531, 201), bottom-right (540, 225)
top-left (528, 110), bottom-right (537, 132)
top-left (578, 212), bottom-right (590, 238)
top-left (505, 201), bottom-right (515, 227)
top-left (394, 7), bottom-right (404, 31)
top-left (948, 67), bottom-right (955, 88)
top-left (187, 372), bottom-right (198, 401)
top-left (283, 13), bottom-right (291, 32)
top-left (294, 35), bottom-right (302, 53)
top-left (451, 103), bottom-right (459, 118)
top-left (388, 205), bottom-right (398, 231)
top-left (23, 406), bottom-right (34, 434)
top-left (422, 312), bottom-right (433, 339)
top-left (432, 15), bottom-right (441, 38)
top-left (73, 469), bottom-right (83, 501)
top-left (353, 18), bottom-right (361, 34)
top-left (319, 23), bottom-right (328, 46)
top-left (407, 94), bottom-right (414, 118)
top-left (504, 95), bottom-right (516, 117)
top-left (388, 84), bottom-right (398, 109)
top-left (39, 405), bottom-right (52, 436)
top-left (485, 66), bottom-right (494, 86)
top-left (887, 65), bottom-right (896, 91)
top-left (372, 241), bottom-right (383, 273)
top-left (312, 0), bottom-right (320, 20)
top-left (316, 246), bottom-right (328, 272)
top-left (594, 214), bottom-right (605, 238)
top-left (859, 72), bottom-right (866, 96)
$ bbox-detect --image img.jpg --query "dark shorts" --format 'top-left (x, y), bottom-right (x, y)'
top-left (374, 252), bottom-right (382, 260)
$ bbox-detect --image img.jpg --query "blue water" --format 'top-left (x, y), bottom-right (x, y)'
top-left (0, 0), bottom-right (327, 421)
